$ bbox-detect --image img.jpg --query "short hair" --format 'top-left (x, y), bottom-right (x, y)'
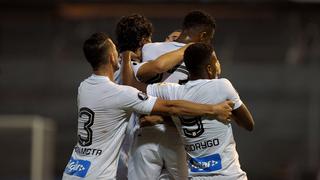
top-left (182, 10), bottom-right (216, 32)
top-left (116, 14), bottom-right (153, 52)
top-left (184, 43), bottom-right (214, 75)
top-left (83, 32), bottom-right (111, 70)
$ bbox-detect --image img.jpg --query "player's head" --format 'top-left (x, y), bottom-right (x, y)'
top-left (184, 43), bottom-right (220, 79)
top-left (182, 10), bottom-right (216, 44)
top-left (116, 14), bottom-right (153, 54)
top-left (83, 32), bottom-right (119, 71)
top-left (165, 29), bottom-right (181, 42)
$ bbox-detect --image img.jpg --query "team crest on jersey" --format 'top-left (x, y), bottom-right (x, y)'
top-left (64, 157), bottom-right (91, 178)
top-left (138, 92), bottom-right (149, 101)
top-left (189, 153), bottom-right (222, 173)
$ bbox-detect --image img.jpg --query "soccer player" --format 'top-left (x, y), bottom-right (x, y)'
top-left (123, 43), bottom-right (254, 179)
top-left (114, 14), bottom-right (153, 179)
top-left (125, 11), bottom-right (217, 180)
top-left (62, 33), bottom-right (234, 180)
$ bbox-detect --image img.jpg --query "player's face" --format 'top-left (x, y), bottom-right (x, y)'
top-left (165, 31), bottom-right (181, 42)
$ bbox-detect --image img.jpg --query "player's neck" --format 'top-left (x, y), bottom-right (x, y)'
top-left (93, 65), bottom-right (115, 81)
top-left (189, 73), bottom-right (209, 81)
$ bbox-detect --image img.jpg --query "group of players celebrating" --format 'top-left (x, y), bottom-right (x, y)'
top-left (62, 10), bottom-right (255, 180)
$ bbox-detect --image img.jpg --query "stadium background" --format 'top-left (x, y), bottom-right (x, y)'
top-left (0, 0), bottom-right (320, 179)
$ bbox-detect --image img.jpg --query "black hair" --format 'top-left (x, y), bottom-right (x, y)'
top-left (182, 10), bottom-right (216, 32)
top-left (184, 43), bottom-right (214, 76)
top-left (83, 32), bottom-right (110, 71)
top-left (116, 14), bottom-right (153, 53)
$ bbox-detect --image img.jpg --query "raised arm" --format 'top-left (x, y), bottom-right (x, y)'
top-left (136, 44), bottom-right (191, 82)
top-left (151, 99), bottom-right (234, 123)
top-left (232, 103), bottom-right (254, 131)
top-left (121, 51), bottom-right (147, 92)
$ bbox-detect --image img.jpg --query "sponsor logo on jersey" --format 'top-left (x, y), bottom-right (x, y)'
top-left (189, 153), bottom-right (222, 173)
top-left (64, 157), bottom-right (91, 178)
top-left (138, 92), bottom-right (149, 101)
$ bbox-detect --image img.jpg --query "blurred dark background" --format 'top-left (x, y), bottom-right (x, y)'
top-left (0, 0), bottom-right (320, 179)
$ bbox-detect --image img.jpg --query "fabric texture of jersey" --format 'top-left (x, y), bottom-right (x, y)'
top-left (147, 78), bottom-right (247, 179)
top-left (62, 74), bottom-right (157, 180)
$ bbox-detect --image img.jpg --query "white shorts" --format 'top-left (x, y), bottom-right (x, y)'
top-left (128, 123), bottom-right (188, 180)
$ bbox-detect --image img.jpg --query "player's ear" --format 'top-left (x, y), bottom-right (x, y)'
top-left (215, 59), bottom-right (221, 78)
top-left (200, 32), bottom-right (208, 42)
top-left (206, 64), bottom-right (214, 79)
top-left (108, 53), bottom-right (116, 66)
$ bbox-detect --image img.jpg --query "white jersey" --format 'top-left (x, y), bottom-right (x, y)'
top-left (147, 78), bottom-right (247, 179)
top-left (128, 42), bottom-right (190, 179)
top-left (133, 41), bottom-right (189, 84)
top-left (62, 74), bottom-right (157, 180)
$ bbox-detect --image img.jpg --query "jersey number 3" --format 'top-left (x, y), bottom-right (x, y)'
top-left (180, 116), bottom-right (204, 138)
top-left (78, 107), bottom-right (94, 146)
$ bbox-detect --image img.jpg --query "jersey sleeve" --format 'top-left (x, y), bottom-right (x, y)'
top-left (142, 44), bottom-right (154, 62)
top-left (146, 82), bottom-right (180, 100)
top-left (131, 61), bottom-right (146, 82)
top-left (218, 79), bottom-right (243, 110)
top-left (120, 85), bottom-right (157, 115)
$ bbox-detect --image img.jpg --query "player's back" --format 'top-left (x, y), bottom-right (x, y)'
top-left (147, 78), bottom-right (247, 179)
top-left (63, 74), bottom-right (155, 179)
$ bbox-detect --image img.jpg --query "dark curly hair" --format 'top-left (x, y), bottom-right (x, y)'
top-left (116, 14), bottom-right (153, 53)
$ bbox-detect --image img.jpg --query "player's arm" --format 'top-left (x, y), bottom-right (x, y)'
top-left (151, 99), bottom-right (234, 121)
top-left (122, 86), bottom-right (233, 122)
top-left (220, 79), bottom-right (255, 131)
top-left (121, 51), bottom-right (147, 92)
top-left (146, 82), bottom-right (235, 123)
top-left (232, 104), bottom-right (254, 131)
top-left (136, 44), bottom-right (191, 82)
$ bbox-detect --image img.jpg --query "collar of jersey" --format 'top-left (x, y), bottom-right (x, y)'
top-left (91, 74), bottom-right (110, 81)
top-left (185, 79), bottom-right (210, 87)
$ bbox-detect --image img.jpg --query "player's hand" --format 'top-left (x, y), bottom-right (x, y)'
top-left (212, 100), bottom-right (234, 124)
top-left (140, 115), bottom-right (164, 127)
top-left (120, 51), bottom-right (133, 62)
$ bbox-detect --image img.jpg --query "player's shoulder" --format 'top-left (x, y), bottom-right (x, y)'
top-left (142, 42), bottom-right (167, 51)
top-left (195, 78), bottom-right (233, 89)
top-left (213, 78), bottom-right (239, 95)
top-left (147, 82), bottom-right (181, 93)
top-left (142, 42), bottom-right (183, 52)
top-left (114, 83), bottom-right (138, 93)
top-left (215, 78), bottom-right (232, 84)
top-left (153, 82), bottom-right (181, 87)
